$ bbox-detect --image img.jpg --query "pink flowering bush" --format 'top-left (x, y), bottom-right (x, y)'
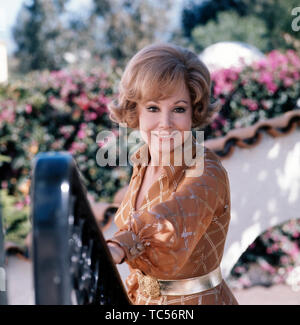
top-left (205, 49), bottom-right (300, 139)
top-left (228, 218), bottom-right (300, 289)
top-left (0, 67), bottom-right (132, 247)
top-left (0, 68), bottom-right (131, 202)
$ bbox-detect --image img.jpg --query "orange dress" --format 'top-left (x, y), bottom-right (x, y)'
top-left (107, 135), bottom-right (238, 305)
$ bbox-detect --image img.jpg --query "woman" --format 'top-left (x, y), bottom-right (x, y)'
top-left (106, 43), bottom-right (238, 305)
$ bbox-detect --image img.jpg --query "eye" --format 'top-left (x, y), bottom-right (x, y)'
top-left (146, 106), bottom-right (187, 113)
top-left (174, 107), bottom-right (186, 113)
top-left (146, 106), bottom-right (159, 112)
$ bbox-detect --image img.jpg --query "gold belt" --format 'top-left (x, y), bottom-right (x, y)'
top-left (137, 266), bottom-right (223, 298)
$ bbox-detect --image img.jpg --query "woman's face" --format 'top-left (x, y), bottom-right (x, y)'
top-left (137, 82), bottom-right (193, 155)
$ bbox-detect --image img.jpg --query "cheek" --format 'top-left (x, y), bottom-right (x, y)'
top-left (174, 112), bottom-right (192, 130)
top-left (139, 115), bottom-right (153, 130)
top-left (173, 112), bottom-right (193, 144)
top-left (138, 114), bottom-right (156, 143)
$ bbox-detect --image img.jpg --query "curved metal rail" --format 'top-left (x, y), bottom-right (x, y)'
top-left (31, 152), bottom-right (130, 305)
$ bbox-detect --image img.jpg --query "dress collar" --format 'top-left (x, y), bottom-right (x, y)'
top-left (129, 134), bottom-right (204, 192)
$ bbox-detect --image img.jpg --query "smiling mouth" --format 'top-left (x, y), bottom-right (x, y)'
top-left (154, 131), bottom-right (178, 137)
top-left (157, 134), bottom-right (173, 138)
top-left (156, 134), bottom-right (176, 142)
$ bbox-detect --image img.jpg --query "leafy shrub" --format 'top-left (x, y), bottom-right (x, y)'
top-left (0, 67), bottom-right (132, 247)
top-left (192, 11), bottom-right (269, 53)
top-left (0, 188), bottom-right (31, 247)
top-left (0, 67), bottom-right (132, 205)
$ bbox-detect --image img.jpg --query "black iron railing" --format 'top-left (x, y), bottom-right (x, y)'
top-left (30, 152), bottom-right (131, 305)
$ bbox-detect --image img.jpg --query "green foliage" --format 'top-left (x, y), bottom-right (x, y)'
top-left (191, 10), bottom-right (269, 52)
top-left (12, 0), bottom-right (72, 72)
top-left (0, 189), bottom-right (31, 248)
top-left (181, 0), bottom-right (300, 53)
top-left (181, 0), bottom-right (248, 38)
top-left (12, 0), bottom-right (174, 73)
top-left (89, 0), bottom-right (173, 66)
top-left (242, 0), bottom-right (300, 50)
top-left (0, 155), bottom-right (11, 167)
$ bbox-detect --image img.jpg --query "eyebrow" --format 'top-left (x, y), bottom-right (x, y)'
top-left (146, 99), bottom-right (189, 105)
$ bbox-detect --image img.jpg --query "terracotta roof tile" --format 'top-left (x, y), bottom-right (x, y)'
top-left (205, 109), bottom-right (300, 159)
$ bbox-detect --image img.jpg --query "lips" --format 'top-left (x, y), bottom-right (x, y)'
top-left (154, 131), bottom-right (177, 136)
top-left (157, 134), bottom-right (174, 141)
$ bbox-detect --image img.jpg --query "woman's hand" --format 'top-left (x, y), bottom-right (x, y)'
top-left (107, 242), bottom-right (126, 264)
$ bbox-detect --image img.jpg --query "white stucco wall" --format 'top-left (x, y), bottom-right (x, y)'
top-left (220, 128), bottom-right (300, 277)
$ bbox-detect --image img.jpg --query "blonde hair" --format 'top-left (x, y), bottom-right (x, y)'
top-left (108, 42), bottom-right (221, 129)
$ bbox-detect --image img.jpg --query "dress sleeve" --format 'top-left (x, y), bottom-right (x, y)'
top-left (106, 160), bottom-right (228, 277)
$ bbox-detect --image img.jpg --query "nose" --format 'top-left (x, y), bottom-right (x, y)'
top-left (159, 110), bottom-right (173, 129)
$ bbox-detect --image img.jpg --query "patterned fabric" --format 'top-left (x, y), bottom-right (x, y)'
top-left (106, 135), bottom-right (238, 305)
